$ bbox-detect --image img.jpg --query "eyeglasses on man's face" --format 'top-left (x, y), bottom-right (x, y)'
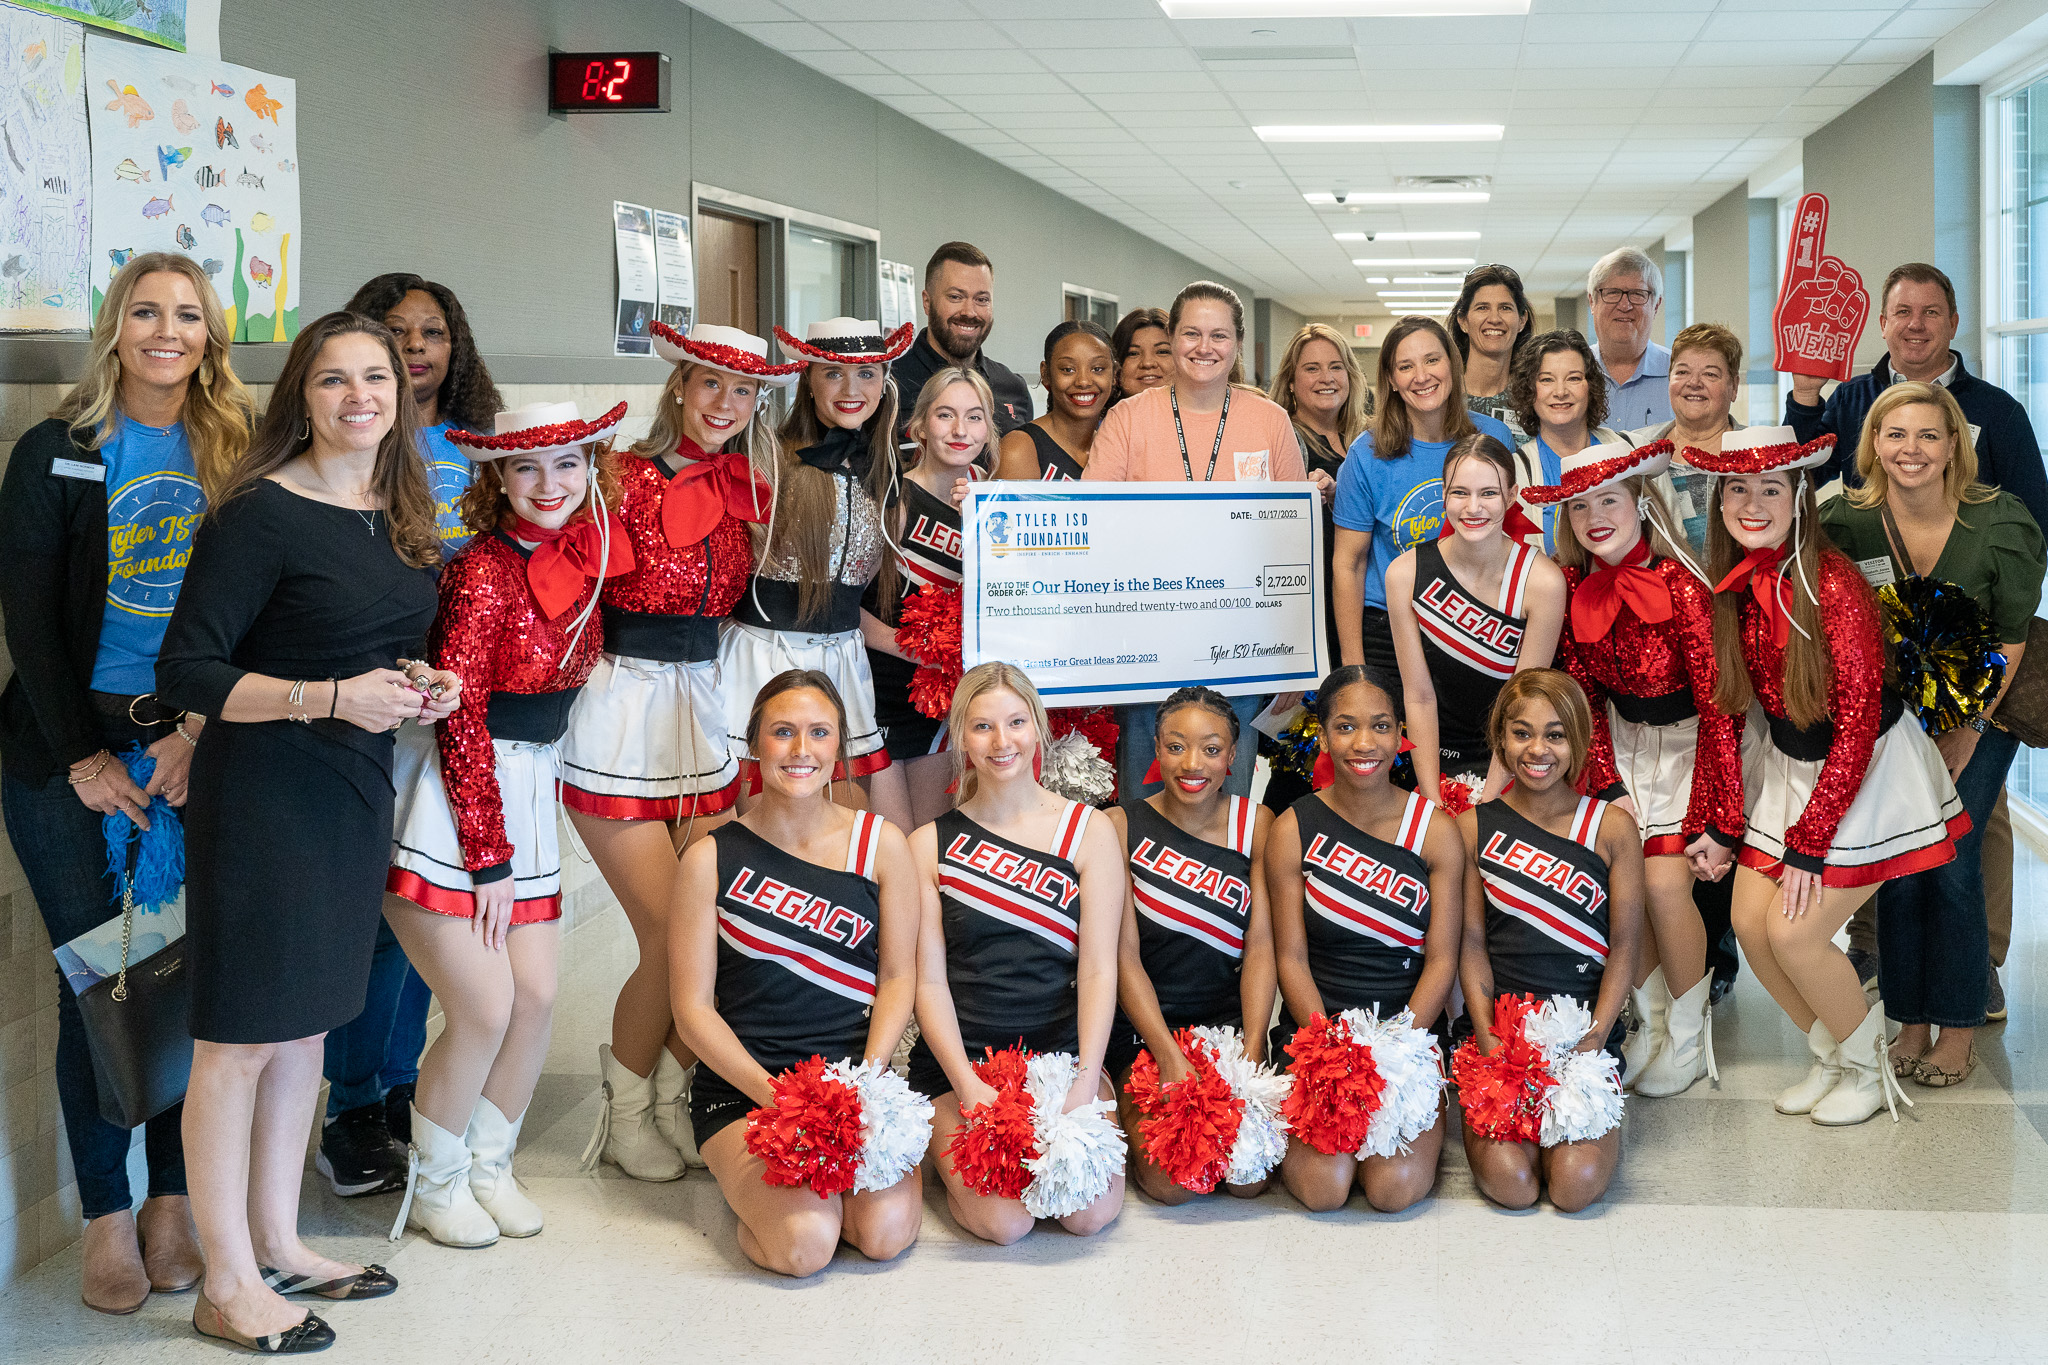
top-left (1594, 287), bottom-right (1654, 308)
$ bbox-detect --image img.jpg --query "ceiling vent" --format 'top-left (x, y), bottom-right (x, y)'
top-left (1396, 175), bottom-right (1491, 191)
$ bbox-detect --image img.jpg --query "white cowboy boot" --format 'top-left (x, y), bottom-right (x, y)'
top-left (580, 1044), bottom-right (685, 1181)
top-left (1812, 1005), bottom-right (1913, 1127)
top-left (1635, 973), bottom-right (1718, 1098)
top-left (651, 1049), bottom-right (705, 1169)
top-left (466, 1097), bottom-right (544, 1237)
top-left (389, 1107), bottom-right (498, 1248)
top-left (1622, 966), bottom-right (1671, 1087)
top-left (1774, 1020), bottom-right (1842, 1116)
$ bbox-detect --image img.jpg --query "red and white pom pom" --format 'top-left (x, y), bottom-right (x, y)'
top-left (1019, 1052), bottom-right (1126, 1219)
top-left (944, 1047), bottom-right (1037, 1201)
top-left (744, 1057), bottom-right (936, 1197)
top-left (1126, 1026), bottom-right (1289, 1193)
top-left (1282, 1010), bottom-right (1442, 1159)
top-left (1451, 994), bottom-right (1623, 1148)
top-left (894, 584), bottom-right (963, 720)
top-left (1438, 772), bottom-right (1485, 816)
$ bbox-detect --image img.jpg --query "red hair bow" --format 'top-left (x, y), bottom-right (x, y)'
top-left (661, 439), bottom-right (773, 548)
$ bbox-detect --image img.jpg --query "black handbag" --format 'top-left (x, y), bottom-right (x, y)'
top-left (75, 881), bottom-right (194, 1128)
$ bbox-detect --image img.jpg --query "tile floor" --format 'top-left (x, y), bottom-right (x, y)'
top-left (4, 848), bottom-right (2046, 1365)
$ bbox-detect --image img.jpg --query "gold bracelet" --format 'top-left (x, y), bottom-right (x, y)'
top-left (67, 751), bottom-right (112, 785)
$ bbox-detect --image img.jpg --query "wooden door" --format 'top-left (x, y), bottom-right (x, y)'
top-left (696, 207), bottom-right (760, 334)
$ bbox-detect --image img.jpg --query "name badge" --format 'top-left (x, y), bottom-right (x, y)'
top-left (51, 457), bottom-right (105, 482)
top-left (1855, 555), bottom-right (1897, 589)
top-left (1969, 422), bottom-right (1983, 446)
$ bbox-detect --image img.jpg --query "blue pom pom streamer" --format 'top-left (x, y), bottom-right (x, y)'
top-left (102, 746), bottom-right (185, 913)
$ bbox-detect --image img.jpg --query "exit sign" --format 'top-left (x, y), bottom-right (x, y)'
top-left (1353, 323), bottom-right (1375, 340)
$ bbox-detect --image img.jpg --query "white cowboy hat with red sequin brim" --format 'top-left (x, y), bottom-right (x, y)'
top-left (1677, 425), bottom-right (1836, 476)
top-left (773, 317), bottom-right (915, 367)
top-left (1521, 439), bottom-right (1673, 506)
top-left (446, 400), bottom-right (629, 462)
top-left (650, 321), bottom-right (803, 386)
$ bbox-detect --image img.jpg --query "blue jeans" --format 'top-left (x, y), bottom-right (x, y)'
top-left (4, 742), bottom-right (187, 1220)
top-left (321, 916), bottom-right (427, 1117)
top-left (1875, 726), bottom-right (2016, 1029)
top-left (1119, 693), bottom-right (1264, 800)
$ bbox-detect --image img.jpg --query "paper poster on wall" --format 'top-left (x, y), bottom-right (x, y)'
top-left (1, 7), bottom-right (91, 332)
top-left (83, 36), bottom-right (301, 341)
top-left (612, 201), bottom-right (656, 356)
top-left (14, 0), bottom-right (188, 50)
top-left (877, 258), bottom-right (906, 334)
top-left (652, 209), bottom-right (693, 331)
top-left (896, 261), bottom-right (917, 328)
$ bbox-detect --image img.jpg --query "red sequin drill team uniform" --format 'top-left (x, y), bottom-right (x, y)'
top-left (1733, 551), bottom-right (1967, 885)
top-left (1556, 541), bottom-right (1745, 858)
top-left (558, 438), bottom-right (761, 819)
top-left (388, 532), bottom-right (607, 922)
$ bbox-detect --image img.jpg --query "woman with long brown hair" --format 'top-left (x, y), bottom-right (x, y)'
top-left (1691, 427), bottom-right (1966, 1127)
top-left (1449, 263), bottom-right (1536, 442)
top-left (0, 252), bottom-right (250, 1314)
top-left (156, 311), bottom-right (459, 1351)
top-left (718, 319), bottom-right (912, 795)
top-left (560, 323), bottom-right (793, 1183)
top-left (1331, 315), bottom-right (1515, 696)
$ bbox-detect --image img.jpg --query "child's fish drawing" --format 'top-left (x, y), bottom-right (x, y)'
top-left (176, 223), bottom-right (196, 251)
top-left (201, 258), bottom-right (223, 279)
top-left (104, 82), bottom-right (154, 128)
top-left (237, 166), bottom-right (264, 191)
top-left (215, 117), bottom-right (237, 150)
top-left (210, 80), bottom-right (234, 98)
top-left (160, 74), bottom-right (198, 95)
top-left (171, 99), bottom-right (198, 134)
top-left (113, 158), bottom-right (150, 184)
top-left (193, 165), bottom-right (224, 189)
top-left (155, 144), bottom-right (191, 180)
top-left (200, 203), bottom-right (230, 228)
top-left (249, 211), bottom-right (275, 233)
top-left (248, 257), bottom-right (274, 287)
top-left (141, 195), bottom-right (173, 220)
top-left (108, 247), bottom-right (134, 269)
top-left (245, 85), bottom-right (282, 124)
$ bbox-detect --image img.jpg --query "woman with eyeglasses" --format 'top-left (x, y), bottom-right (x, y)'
top-left (1450, 265), bottom-right (1536, 446)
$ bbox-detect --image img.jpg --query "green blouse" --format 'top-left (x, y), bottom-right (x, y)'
top-left (1819, 489), bottom-right (2047, 641)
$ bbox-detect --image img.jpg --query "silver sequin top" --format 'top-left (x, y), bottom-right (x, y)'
top-left (751, 469), bottom-right (886, 587)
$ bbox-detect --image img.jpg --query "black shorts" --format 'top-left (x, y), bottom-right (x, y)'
top-left (879, 711), bottom-right (947, 761)
top-left (688, 1066), bottom-right (756, 1152)
top-left (906, 1015), bottom-right (1079, 1100)
top-left (1103, 1006), bottom-right (1243, 1080)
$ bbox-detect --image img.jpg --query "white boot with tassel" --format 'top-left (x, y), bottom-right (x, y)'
top-left (466, 1097), bottom-right (544, 1237)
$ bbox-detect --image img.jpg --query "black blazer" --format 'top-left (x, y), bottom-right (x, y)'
top-left (0, 418), bottom-right (117, 784)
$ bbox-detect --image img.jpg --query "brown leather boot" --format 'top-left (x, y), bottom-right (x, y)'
top-left (137, 1195), bottom-right (205, 1292)
top-left (81, 1210), bottom-right (150, 1315)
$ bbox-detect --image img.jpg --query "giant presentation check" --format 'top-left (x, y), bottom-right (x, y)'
top-left (960, 482), bottom-right (1327, 707)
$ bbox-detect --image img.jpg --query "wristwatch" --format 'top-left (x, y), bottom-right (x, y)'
top-left (1968, 714), bottom-right (1990, 734)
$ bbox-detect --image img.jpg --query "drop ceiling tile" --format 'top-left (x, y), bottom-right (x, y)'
top-left (875, 93), bottom-right (960, 112)
top-left (792, 50), bottom-right (894, 77)
top-left (914, 73), bottom-right (1074, 94)
top-left (964, 108), bottom-right (1121, 128)
top-left (1874, 8), bottom-right (1979, 39)
top-left (1209, 70), bottom-right (1368, 92)
top-left (844, 74), bottom-right (932, 96)
top-left (993, 18), bottom-right (1182, 47)
top-left (1523, 12), bottom-right (1709, 42)
top-left (1038, 48), bottom-right (1206, 74)
top-left (1060, 67), bottom-right (1214, 91)
top-left (689, 0), bottom-right (801, 21)
top-left (817, 20), bottom-right (1009, 49)
top-left (1171, 16), bottom-right (1360, 45)
top-left (1699, 9), bottom-right (1892, 40)
top-left (1684, 40), bottom-right (1863, 65)
top-left (1086, 91), bottom-right (1236, 111)
top-left (877, 49), bottom-right (1053, 74)
top-left (915, 112), bottom-right (991, 130)
top-left (733, 22), bottom-right (849, 52)
top-left (1847, 37), bottom-right (1939, 61)
top-left (781, 0), bottom-right (974, 16)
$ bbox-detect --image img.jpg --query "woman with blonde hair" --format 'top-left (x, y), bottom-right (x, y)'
top-left (0, 253), bottom-right (250, 1315)
top-left (909, 662), bottom-right (1128, 1244)
top-left (157, 311), bottom-right (457, 1350)
top-left (1821, 383), bottom-right (2043, 1088)
top-left (1691, 427), bottom-right (1967, 1127)
top-left (560, 322), bottom-right (795, 1182)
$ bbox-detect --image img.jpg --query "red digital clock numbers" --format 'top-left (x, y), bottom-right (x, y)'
top-left (549, 51), bottom-right (670, 113)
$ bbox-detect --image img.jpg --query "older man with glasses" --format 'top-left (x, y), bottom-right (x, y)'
top-left (1588, 248), bottom-right (1672, 430)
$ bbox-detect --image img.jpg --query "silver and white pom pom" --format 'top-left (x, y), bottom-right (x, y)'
top-left (1019, 1052), bottom-right (1125, 1219)
top-left (826, 1059), bottom-right (935, 1195)
top-left (1338, 1007), bottom-right (1446, 1159)
top-left (1038, 729), bottom-right (1116, 807)
top-left (1526, 995), bottom-right (1625, 1146)
top-left (1187, 1025), bottom-right (1291, 1186)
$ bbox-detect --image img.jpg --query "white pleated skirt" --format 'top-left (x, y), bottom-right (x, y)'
top-left (387, 725), bottom-right (564, 924)
top-left (1607, 710), bottom-right (1765, 857)
top-left (557, 653), bottom-right (740, 820)
top-left (717, 621), bottom-right (889, 777)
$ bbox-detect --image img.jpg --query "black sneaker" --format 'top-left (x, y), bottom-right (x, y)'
top-left (1846, 946), bottom-right (1879, 988)
top-left (384, 1082), bottom-right (415, 1146)
top-left (1986, 962), bottom-right (2008, 1023)
top-left (315, 1102), bottom-right (408, 1197)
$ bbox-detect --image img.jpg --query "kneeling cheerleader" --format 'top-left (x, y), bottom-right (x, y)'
top-left (723, 319), bottom-right (913, 798)
top-left (1689, 428), bottom-right (1966, 1126)
top-left (1526, 440), bottom-right (1745, 1097)
top-left (909, 663), bottom-right (1128, 1243)
top-left (670, 670), bottom-right (926, 1277)
top-left (386, 401), bottom-right (632, 1245)
top-left (1265, 667), bottom-right (1463, 1213)
top-left (1454, 669), bottom-right (1643, 1212)
top-left (1104, 686), bottom-right (1283, 1205)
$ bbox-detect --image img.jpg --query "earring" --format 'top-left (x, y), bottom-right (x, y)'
top-left (296, 417), bottom-right (310, 441)
top-left (675, 393), bottom-right (684, 405)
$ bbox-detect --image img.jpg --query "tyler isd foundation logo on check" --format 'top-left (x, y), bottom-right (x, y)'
top-left (985, 508), bottom-right (1091, 557)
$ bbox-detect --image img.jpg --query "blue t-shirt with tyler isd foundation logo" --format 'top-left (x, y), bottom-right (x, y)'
top-left (92, 416), bottom-right (206, 694)
top-left (419, 420), bottom-right (474, 553)
top-left (1331, 411), bottom-right (1516, 610)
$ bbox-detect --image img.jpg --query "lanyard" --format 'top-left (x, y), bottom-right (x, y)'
top-left (1169, 384), bottom-right (1229, 482)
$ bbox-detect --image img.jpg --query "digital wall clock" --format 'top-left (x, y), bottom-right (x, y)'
top-left (549, 52), bottom-right (671, 113)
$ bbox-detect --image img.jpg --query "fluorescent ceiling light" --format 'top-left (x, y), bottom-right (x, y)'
top-left (1352, 257), bottom-right (1475, 267)
top-left (1305, 191), bottom-right (1490, 205)
top-left (1257, 124), bottom-right (1501, 143)
top-left (1162, 2), bottom-right (1529, 16)
top-left (1377, 231), bottom-right (1482, 241)
top-left (1365, 276), bottom-right (1390, 283)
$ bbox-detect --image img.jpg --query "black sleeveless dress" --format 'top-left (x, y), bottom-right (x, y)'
top-left (688, 812), bottom-right (888, 1146)
top-left (1270, 791), bottom-right (1437, 1059)
top-left (1409, 538), bottom-right (1536, 775)
top-left (906, 802), bottom-right (1094, 1097)
top-left (1463, 795), bottom-right (1625, 1059)
top-left (1104, 797), bottom-right (1258, 1075)
top-left (1023, 424), bottom-right (1086, 481)
top-left (867, 475), bottom-right (965, 759)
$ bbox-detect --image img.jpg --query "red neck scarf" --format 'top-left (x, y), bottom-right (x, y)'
top-left (508, 510), bottom-right (636, 620)
top-left (1712, 542), bottom-right (1797, 648)
top-left (1439, 502), bottom-right (1544, 547)
top-left (1571, 533), bottom-right (1671, 642)
top-left (660, 436), bottom-right (773, 548)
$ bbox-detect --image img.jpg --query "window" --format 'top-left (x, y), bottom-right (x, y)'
top-left (787, 231), bottom-right (860, 334)
top-left (1063, 283), bottom-right (1119, 331)
top-left (1992, 75), bottom-right (2048, 468)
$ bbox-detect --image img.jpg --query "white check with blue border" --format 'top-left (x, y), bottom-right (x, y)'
top-left (961, 482), bottom-right (1327, 707)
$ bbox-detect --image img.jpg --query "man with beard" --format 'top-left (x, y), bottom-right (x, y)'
top-left (893, 241), bottom-right (1034, 443)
